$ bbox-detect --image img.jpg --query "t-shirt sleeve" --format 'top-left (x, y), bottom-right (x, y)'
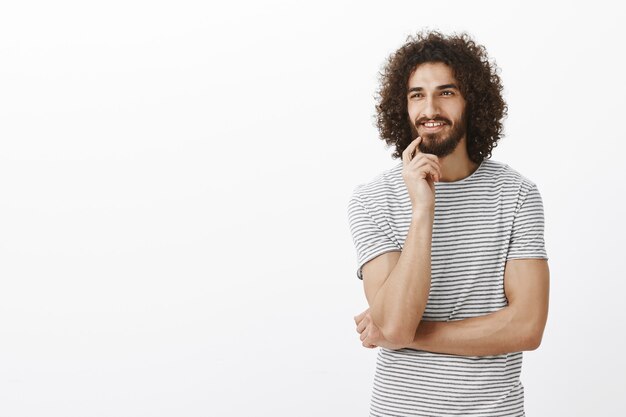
top-left (506, 182), bottom-right (549, 261)
top-left (347, 191), bottom-right (402, 280)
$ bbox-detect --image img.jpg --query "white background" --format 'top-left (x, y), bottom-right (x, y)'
top-left (1, 1), bottom-right (624, 416)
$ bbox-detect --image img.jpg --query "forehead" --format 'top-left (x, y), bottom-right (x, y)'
top-left (408, 62), bottom-right (458, 88)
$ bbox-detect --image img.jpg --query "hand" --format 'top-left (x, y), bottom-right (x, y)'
top-left (354, 307), bottom-right (400, 350)
top-left (354, 308), bottom-right (379, 348)
top-left (402, 136), bottom-right (442, 212)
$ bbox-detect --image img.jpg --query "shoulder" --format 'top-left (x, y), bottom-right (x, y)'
top-left (350, 161), bottom-right (404, 206)
top-left (482, 158), bottom-right (539, 193)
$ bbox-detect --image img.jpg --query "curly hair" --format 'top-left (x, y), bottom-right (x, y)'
top-left (375, 30), bottom-right (507, 164)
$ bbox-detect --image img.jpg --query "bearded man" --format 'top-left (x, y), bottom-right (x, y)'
top-left (348, 30), bottom-right (550, 416)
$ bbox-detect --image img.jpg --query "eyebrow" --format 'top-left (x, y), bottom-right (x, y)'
top-left (407, 83), bottom-right (459, 93)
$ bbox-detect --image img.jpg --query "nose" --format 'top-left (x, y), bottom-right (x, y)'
top-left (421, 96), bottom-right (440, 120)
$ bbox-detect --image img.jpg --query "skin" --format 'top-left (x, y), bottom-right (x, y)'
top-left (353, 61), bottom-right (550, 355)
top-left (361, 141), bottom-right (435, 346)
top-left (406, 62), bottom-right (479, 183)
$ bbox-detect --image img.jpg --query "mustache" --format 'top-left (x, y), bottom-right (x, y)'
top-left (415, 117), bottom-right (451, 125)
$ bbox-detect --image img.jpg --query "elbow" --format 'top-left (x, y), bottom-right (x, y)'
top-left (512, 307), bottom-right (546, 351)
top-left (370, 312), bottom-right (417, 349)
top-left (526, 334), bottom-right (543, 351)
top-left (524, 327), bottom-right (545, 351)
top-left (382, 323), bottom-right (419, 349)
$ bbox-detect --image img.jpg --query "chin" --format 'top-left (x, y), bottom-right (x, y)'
top-left (422, 133), bottom-right (442, 141)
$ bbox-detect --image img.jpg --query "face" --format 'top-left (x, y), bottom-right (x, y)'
top-left (406, 62), bottom-right (467, 157)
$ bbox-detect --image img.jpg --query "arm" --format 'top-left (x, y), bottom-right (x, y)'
top-left (351, 139), bottom-right (442, 347)
top-left (356, 258), bottom-right (549, 353)
top-left (404, 258), bottom-right (550, 355)
top-left (356, 181), bottom-right (550, 354)
top-left (362, 209), bottom-right (434, 347)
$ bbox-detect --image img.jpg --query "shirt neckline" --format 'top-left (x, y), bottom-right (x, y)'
top-left (435, 159), bottom-right (486, 186)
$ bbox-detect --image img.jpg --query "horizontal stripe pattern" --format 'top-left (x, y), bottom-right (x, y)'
top-left (347, 158), bottom-right (548, 416)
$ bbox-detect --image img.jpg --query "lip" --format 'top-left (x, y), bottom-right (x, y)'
top-left (420, 122), bottom-right (447, 132)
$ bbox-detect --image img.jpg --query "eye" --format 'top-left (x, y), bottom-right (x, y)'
top-left (441, 90), bottom-right (454, 96)
top-left (409, 93), bottom-right (423, 99)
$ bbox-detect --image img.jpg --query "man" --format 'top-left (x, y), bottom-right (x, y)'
top-left (347, 31), bottom-right (550, 416)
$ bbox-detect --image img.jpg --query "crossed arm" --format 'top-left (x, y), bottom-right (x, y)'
top-left (354, 257), bottom-right (550, 356)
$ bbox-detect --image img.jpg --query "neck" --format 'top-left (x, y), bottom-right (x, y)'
top-left (437, 137), bottom-right (480, 183)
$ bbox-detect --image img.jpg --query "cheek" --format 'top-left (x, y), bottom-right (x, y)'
top-left (406, 103), bottom-right (419, 121)
top-left (452, 101), bottom-right (466, 120)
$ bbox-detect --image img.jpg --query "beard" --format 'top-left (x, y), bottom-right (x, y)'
top-left (408, 111), bottom-right (467, 158)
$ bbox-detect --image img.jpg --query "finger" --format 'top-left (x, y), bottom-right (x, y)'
top-left (410, 156), bottom-right (442, 182)
top-left (418, 154), bottom-right (441, 172)
top-left (353, 309), bottom-right (367, 324)
top-left (356, 317), bottom-right (368, 334)
top-left (403, 136), bottom-right (422, 164)
top-left (356, 307), bottom-right (368, 320)
top-left (424, 159), bottom-right (442, 182)
top-left (363, 332), bottom-right (376, 348)
top-left (408, 136), bottom-right (422, 160)
top-left (410, 153), bottom-right (441, 171)
top-left (411, 159), bottom-right (442, 182)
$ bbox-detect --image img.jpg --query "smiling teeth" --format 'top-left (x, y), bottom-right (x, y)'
top-left (424, 122), bottom-right (444, 127)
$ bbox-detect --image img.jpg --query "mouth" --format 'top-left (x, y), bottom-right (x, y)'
top-left (420, 120), bottom-right (448, 132)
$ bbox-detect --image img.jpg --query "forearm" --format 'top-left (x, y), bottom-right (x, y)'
top-left (370, 209), bottom-right (433, 345)
top-left (404, 306), bottom-right (538, 356)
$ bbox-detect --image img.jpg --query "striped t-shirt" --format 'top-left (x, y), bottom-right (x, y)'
top-left (347, 158), bottom-right (548, 417)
